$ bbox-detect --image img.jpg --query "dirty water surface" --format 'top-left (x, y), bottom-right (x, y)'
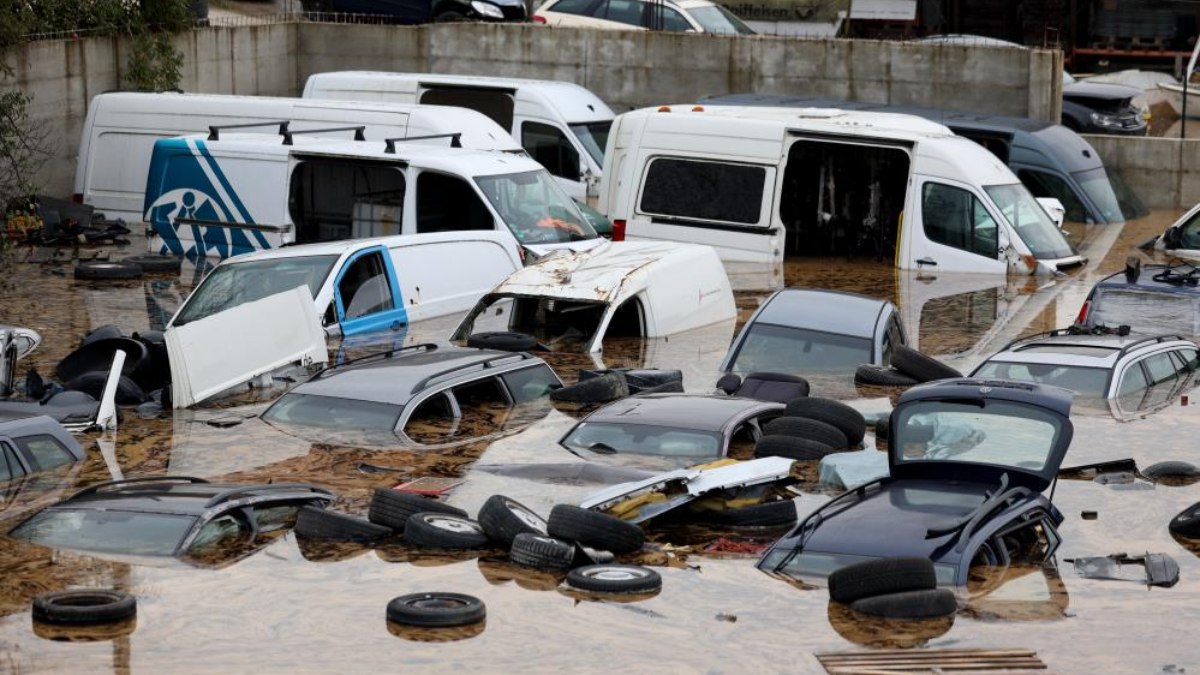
top-left (1, 211), bottom-right (1199, 673)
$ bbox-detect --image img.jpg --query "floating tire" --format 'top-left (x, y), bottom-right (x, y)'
top-left (550, 372), bottom-right (629, 404)
top-left (753, 434), bottom-right (834, 461)
top-left (1143, 461), bottom-right (1200, 486)
top-left (32, 589), bottom-right (136, 625)
top-left (65, 371), bottom-right (147, 405)
top-left (510, 533), bottom-right (575, 570)
top-left (74, 260), bottom-right (142, 281)
top-left (80, 324), bottom-right (124, 346)
top-left (386, 592), bottom-right (485, 628)
top-left (566, 565), bottom-right (662, 594)
top-left (828, 556), bottom-right (938, 604)
top-left (875, 417), bottom-right (890, 443)
top-left (890, 345), bottom-right (961, 383)
top-left (784, 398), bottom-right (867, 446)
top-left (478, 495), bottom-right (547, 546)
top-left (547, 504), bottom-right (644, 554)
top-left (854, 364), bottom-right (919, 387)
top-left (404, 512), bottom-right (489, 549)
top-left (466, 331), bottom-right (537, 352)
top-left (633, 380), bottom-right (684, 395)
top-left (695, 499), bottom-right (799, 528)
top-left (121, 254), bottom-right (182, 273)
top-left (763, 416), bottom-right (848, 449)
top-left (1169, 501), bottom-right (1200, 538)
top-left (294, 505), bottom-right (392, 543)
top-left (850, 588), bottom-right (957, 619)
top-left (368, 488), bottom-right (466, 530)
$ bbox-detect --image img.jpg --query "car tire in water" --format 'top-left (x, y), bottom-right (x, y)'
top-left (547, 504), bottom-right (644, 554)
top-left (294, 505), bottom-right (393, 543)
top-left (121, 254), bottom-right (182, 274)
top-left (695, 499), bottom-right (799, 528)
top-left (405, 512), bottom-right (489, 549)
top-left (368, 488), bottom-right (467, 530)
top-left (1169, 501), bottom-right (1200, 538)
top-left (478, 495), bottom-right (547, 546)
top-left (386, 592), bottom-right (485, 628)
top-left (550, 372), bottom-right (629, 404)
top-left (65, 371), bottom-right (147, 405)
top-left (763, 416), bottom-right (848, 449)
top-left (890, 345), bottom-right (961, 383)
top-left (32, 589), bottom-right (137, 625)
top-left (784, 398), bottom-right (867, 446)
top-left (753, 434), bottom-right (834, 461)
top-left (854, 364), bottom-right (919, 387)
top-left (633, 380), bottom-right (684, 395)
top-left (80, 324), bottom-right (124, 346)
top-left (566, 565), bottom-right (662, 594)
top-left (74, 260), bottom-right (143, 281)
top-left (827, 556), bottom-right (938, 604)
top-left (1143, 461), bottom-right (1200, 486)
top-left (850, 588), bottom-right (957, 619)
top-left (874, 417), bottom-right (890, 444)
top-left (510, 533), bottom-right (575, 570)
top-left (466, 331), bottom-right (537, 352)
top-left (56, 337), bottom-right (148, 383)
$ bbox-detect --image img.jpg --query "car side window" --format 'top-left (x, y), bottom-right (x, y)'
top-left (548, 0), bottom-right (595, 14)
top-left (0, 441), bottom-right (25, 481)
top-left (640, 158), bottom-right (767, 225)
top-left (417, 171), bottom-right (494, 234)
top-left (1017, 169), bottom-right (1089, 223)
top-left (522, 122), bottom-right (581, 181)
top-left (500, 364), bottom-right (560, 404)
top-left (1144, 353), bottom-right (1179, 386)
top-left (252, 504), bottom-right (304, 534)
top-left (1172, 348), bottom-right (1199, 373)
top-left (655, 6), bottom-right (691, 31)
top-left (14, 435), bottom-right (72, 471)
top-left (727, 421), bottom-right (760, 459)
top-left (1117, 362), bottom-right (1149, 396)
top-left (921, 182), bottom-right (999, 258)
top-left (600, 0), bottom-right (645, 25)
top-left (190, 514), bottom-right (249, 551)
top-left (337, 252), bottom-right (395, 321)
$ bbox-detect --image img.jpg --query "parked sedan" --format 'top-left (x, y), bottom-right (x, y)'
top-left (0, 417), bottom-right (86, 482)
top-left (534, 0), bottom-right (754, 34)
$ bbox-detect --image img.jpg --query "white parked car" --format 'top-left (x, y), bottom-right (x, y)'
top-left (533, 0), bottom-right (755, 35)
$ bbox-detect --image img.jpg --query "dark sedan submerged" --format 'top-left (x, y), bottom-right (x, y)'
top-left (758, 379), bottom-right (1073, 586)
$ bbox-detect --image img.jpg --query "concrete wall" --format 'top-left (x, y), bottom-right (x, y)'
top-left (0, 21), bottom-right (1064, 200)
top-left (1084, 134), bottom-right (1200, 210)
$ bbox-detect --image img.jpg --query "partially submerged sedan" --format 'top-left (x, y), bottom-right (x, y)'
top-left (758, 379), bottom-right (1072, 586)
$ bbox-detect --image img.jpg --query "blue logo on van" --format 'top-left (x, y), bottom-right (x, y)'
top-left (143, 138), bottom-right (270, 259)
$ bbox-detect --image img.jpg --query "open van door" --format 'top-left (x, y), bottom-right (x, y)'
top-left (331, 246), bottom-right (408, 337)
top-left (902, 177), bottom-right (1009, 274)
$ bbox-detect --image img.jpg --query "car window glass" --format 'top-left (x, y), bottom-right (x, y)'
top-left (416, 171), bottom-right (494, 233)
top-left (522, 122), bottom-right (581, 181)
top-left (501, 364), bottom-right (560, 403)
top-left (289, 159), bottom-right (405, 244)
top-left (1178, 211), bottom-right (1200, 249)
top-left (1117, 363), bottom-right (1149, 396)
top-left (548, 0), bottom-right (595, 14)
top-left (971, 361), bottom-right (1109, 398)
top-left (10, 509), bottom-right (195, 556)
top-left (640, 158), bottom-right (766, 225)
top-left (922, 182), bottom-right (999, 258)
top-left (1017, 169), bottom-right (1089, 223)
top-left (14, 434), bottom-right (72, 471)
top-left (1177, 348), bottom-right (1199, 370)
top-left (601, 0), bottom-right (644, 25)
top-left (0, 441), bottom-right (23, 481)
top-left (172, 255), bottom-right (339, 327)
top-left (658, 6), bottom-right (691, 31)
top-left (562, 422), bottom-right (724, 460)
top-left (419, 88), bottom-right (515, 132)
top-left (189, 514), bottom-right (248, 551)
top-left (1144, 353), bottom-right (1178, 386)
top-left (893, 400), bottom-right (1063, 471)
top-left (252, 504), bottom-right (303, 533)
top-left (262, 393), bottom-right (402, 432)
top-left (403, 393), bottom-right (461, 442)
top-left (337, 251), bottom-right (395, 320)
top-left (731, 323), bottom-right (872, 375)
top-left (474, 171), bottom-right (596, 245)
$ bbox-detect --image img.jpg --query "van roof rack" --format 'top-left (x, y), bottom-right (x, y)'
top-left (208, 121), bottom-right (290, 141)
top-left (384, 133), bottom-right (463, 153)
top-left (282, 125), bottom-right (366, 145)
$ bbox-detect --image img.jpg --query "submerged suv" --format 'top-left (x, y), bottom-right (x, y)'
top-left (1076, 262), bottom-right (1200, 337)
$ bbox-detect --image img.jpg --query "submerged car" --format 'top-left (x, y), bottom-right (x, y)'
top-left (1075, 261), bottom-right (1200, 337)
top-left (757, 379), bottom-right (1073, 586)
top-left (9, 477), bottom-right (334, 566)
top-left (0, 325), bottom-right (41, 397)
top-left (0, 416), bottom-right (86, 482)
top-left (262, 344), bottom-right (562, 446)
top-left (533, 0), bottom-right (754, 35)
top-left (720, 289), bottom-right (908, 375)
top-left (1061, 81), bottom-right (1148, 136)
top-left (972, 330), bottom-right (1198, 399)
top-left (560, 393), bottom-right (784, 467)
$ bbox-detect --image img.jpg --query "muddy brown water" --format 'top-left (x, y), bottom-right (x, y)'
top-left (1, 212), bottom-right (1199, 673)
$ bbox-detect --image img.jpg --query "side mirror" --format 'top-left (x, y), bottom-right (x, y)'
top-left (1036, 197), bottom-right (1066, 230)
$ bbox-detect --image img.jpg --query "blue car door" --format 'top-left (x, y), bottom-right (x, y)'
top-left (333, 246), bottom-right (408, 336)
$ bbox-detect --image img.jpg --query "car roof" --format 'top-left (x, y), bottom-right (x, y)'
top-left (48, 478), bottom-right (329, 517)
top-left (1095, 264), bottom-right (1200, 294)
top-left (578, 393), bottom-right (781, 433)
top-left (289, 345), bottom-right (543, 406)
top-left (752, 288), bottom-right (892, 338)
top-left (213, 230), bottom-right (511, 265)
top-left (984, 333), bottom-right (1192, 368)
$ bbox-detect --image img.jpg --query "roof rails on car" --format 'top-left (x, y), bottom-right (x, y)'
top-left (309, 343), bottom-right (439, 380)
top-left (384, 133), bottom-right (463, 153)
top-left (1004, 325), bottom-right (1131, 351)
top-left (282, 125), bottom-right (366, 146)
top-left (203, 483), bottom-right (334, 508)
top-left (409, 352), bottom-right (533, 395)
top-left (207, 121), bottom-right (290, 141)
top-left (68, 476), bottom-right (210, 500)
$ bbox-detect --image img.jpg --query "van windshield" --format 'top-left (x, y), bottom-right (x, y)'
top-left (475, 170), bottom-right (598, 244)
top-left (172, 255), bottom-right (338, 326)
top-left (1073, 166), bottom-right (1147, 222)
top-left (984, 184), bottom-right (1076, 259)
top-left (569, 121), bottom-right (611, 165)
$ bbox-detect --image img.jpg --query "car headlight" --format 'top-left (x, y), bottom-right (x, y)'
top-left (1089, 111), bottom-right (1124, 128)
top-left (471, 1), bottom-right (505, 18)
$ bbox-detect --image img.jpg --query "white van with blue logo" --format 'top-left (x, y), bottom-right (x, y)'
top-left (143, 130), bottom-right (604, 260)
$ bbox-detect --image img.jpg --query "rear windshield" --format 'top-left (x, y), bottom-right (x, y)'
top-left (729, 323), bottom-right (871, 374)
top-left (892, 400), bottom-right (1065, 473)
top-left (562, 421), bottom-right (723, 459)
top-left (11, 508), bottom-right (196, 556)
top-left (173, 255), bottom-right (338, 326)
top-left (972, 361), bottom-right (1109, 398)
top-left (262, 393), bottom-right (402, 432)
top-left (569, 121), bottom-right (611, 166)
top-left (475, 170), bottom-right (598, 245)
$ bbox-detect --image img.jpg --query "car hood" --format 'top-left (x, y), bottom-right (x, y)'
top-left (1063, 82), bottom-right (1138, 104)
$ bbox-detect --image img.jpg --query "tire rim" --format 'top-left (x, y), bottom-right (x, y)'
top-left (406, 596), bottom-right (470, 611)
top-left (582, 566), bottom-right (646, 581)
top-left (506, 500), bottom-right (547, 533)
top-left (423, 515), bottom-right (481, 534)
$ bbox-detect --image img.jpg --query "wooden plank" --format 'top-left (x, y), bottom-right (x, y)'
top-left (816, 647), bottom-right (1046, 674)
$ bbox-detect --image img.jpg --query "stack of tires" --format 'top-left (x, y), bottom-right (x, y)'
top-left (828, 557), bottom-right (956, 619)
top-left (74, 254), bottom-right (182, 282)
top-left (54, 325), bottom-right (174, 406)
top-left (854, 345), bottom-right (961, 388)
top-left (550, 368), bottom-right (684, 404)
top-left (754, 397), bottom-right (866, 462)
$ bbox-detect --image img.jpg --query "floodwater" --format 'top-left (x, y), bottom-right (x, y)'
top-left (1, 211), bottom-right (1199, 674)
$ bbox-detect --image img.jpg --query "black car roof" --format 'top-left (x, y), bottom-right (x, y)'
top-left (576, 394), bottom-right (782, 433)
top-left (50, 477), bottom-right (332, 517)
top-left (897, 378), bottom-right (1073, 418)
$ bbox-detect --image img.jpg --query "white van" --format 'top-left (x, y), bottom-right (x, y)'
top-left (302, 72), bottom-right (614, 202)
top-left (600, 106), bottom-right (1086, 275)
top-left (144, 131), bottom-right (603, 260)
top-left (170, 232), bottom-right (521, 338)
top-left (74, 92), bottom-right (522, 222)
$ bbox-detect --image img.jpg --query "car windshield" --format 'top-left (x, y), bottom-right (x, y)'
top-left (455, 294), bottom-right (608, 351)
top-left (730, 323), bottom-right (872, 374)
top-left (173, 255), bottom-right (338, 326)
top-left (262, 393), bottom-right (402, 432)
top-left (972, 361), bottom-right (1109, 397)
top-left (688, 5), bottom-right (755, 34)
top-left (761, 549), bottom-right (959, 585)
top-left (562, 422), bottom-right (724, 458)
top-left (984, 184), bottom-right (1075, 259)
top-left (892, 399), bottom-right (1065, 473)
top-left (1090, 288), bottom-right (1198, 335)
top-left (1072, 166), bottom-right (1147, 222)
top-left (569, 121), bottom-right (611, 166)
top-left (10, 508), bottom-right (196, 556)
top-left (475, 170), bottom-right (598, 245)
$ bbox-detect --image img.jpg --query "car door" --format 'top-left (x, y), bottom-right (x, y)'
top-left (0, 440), bottom-right (29, 482)
top-left (906, 178), bottom-right (1008, 274)
top-left (332, 246), bottom-right (407, 336)
top-left (519, 119), bottom-right (585, 199)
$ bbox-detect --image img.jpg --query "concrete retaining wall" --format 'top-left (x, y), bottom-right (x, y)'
top-left (1084, 134), bottom-right (1200, 210)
